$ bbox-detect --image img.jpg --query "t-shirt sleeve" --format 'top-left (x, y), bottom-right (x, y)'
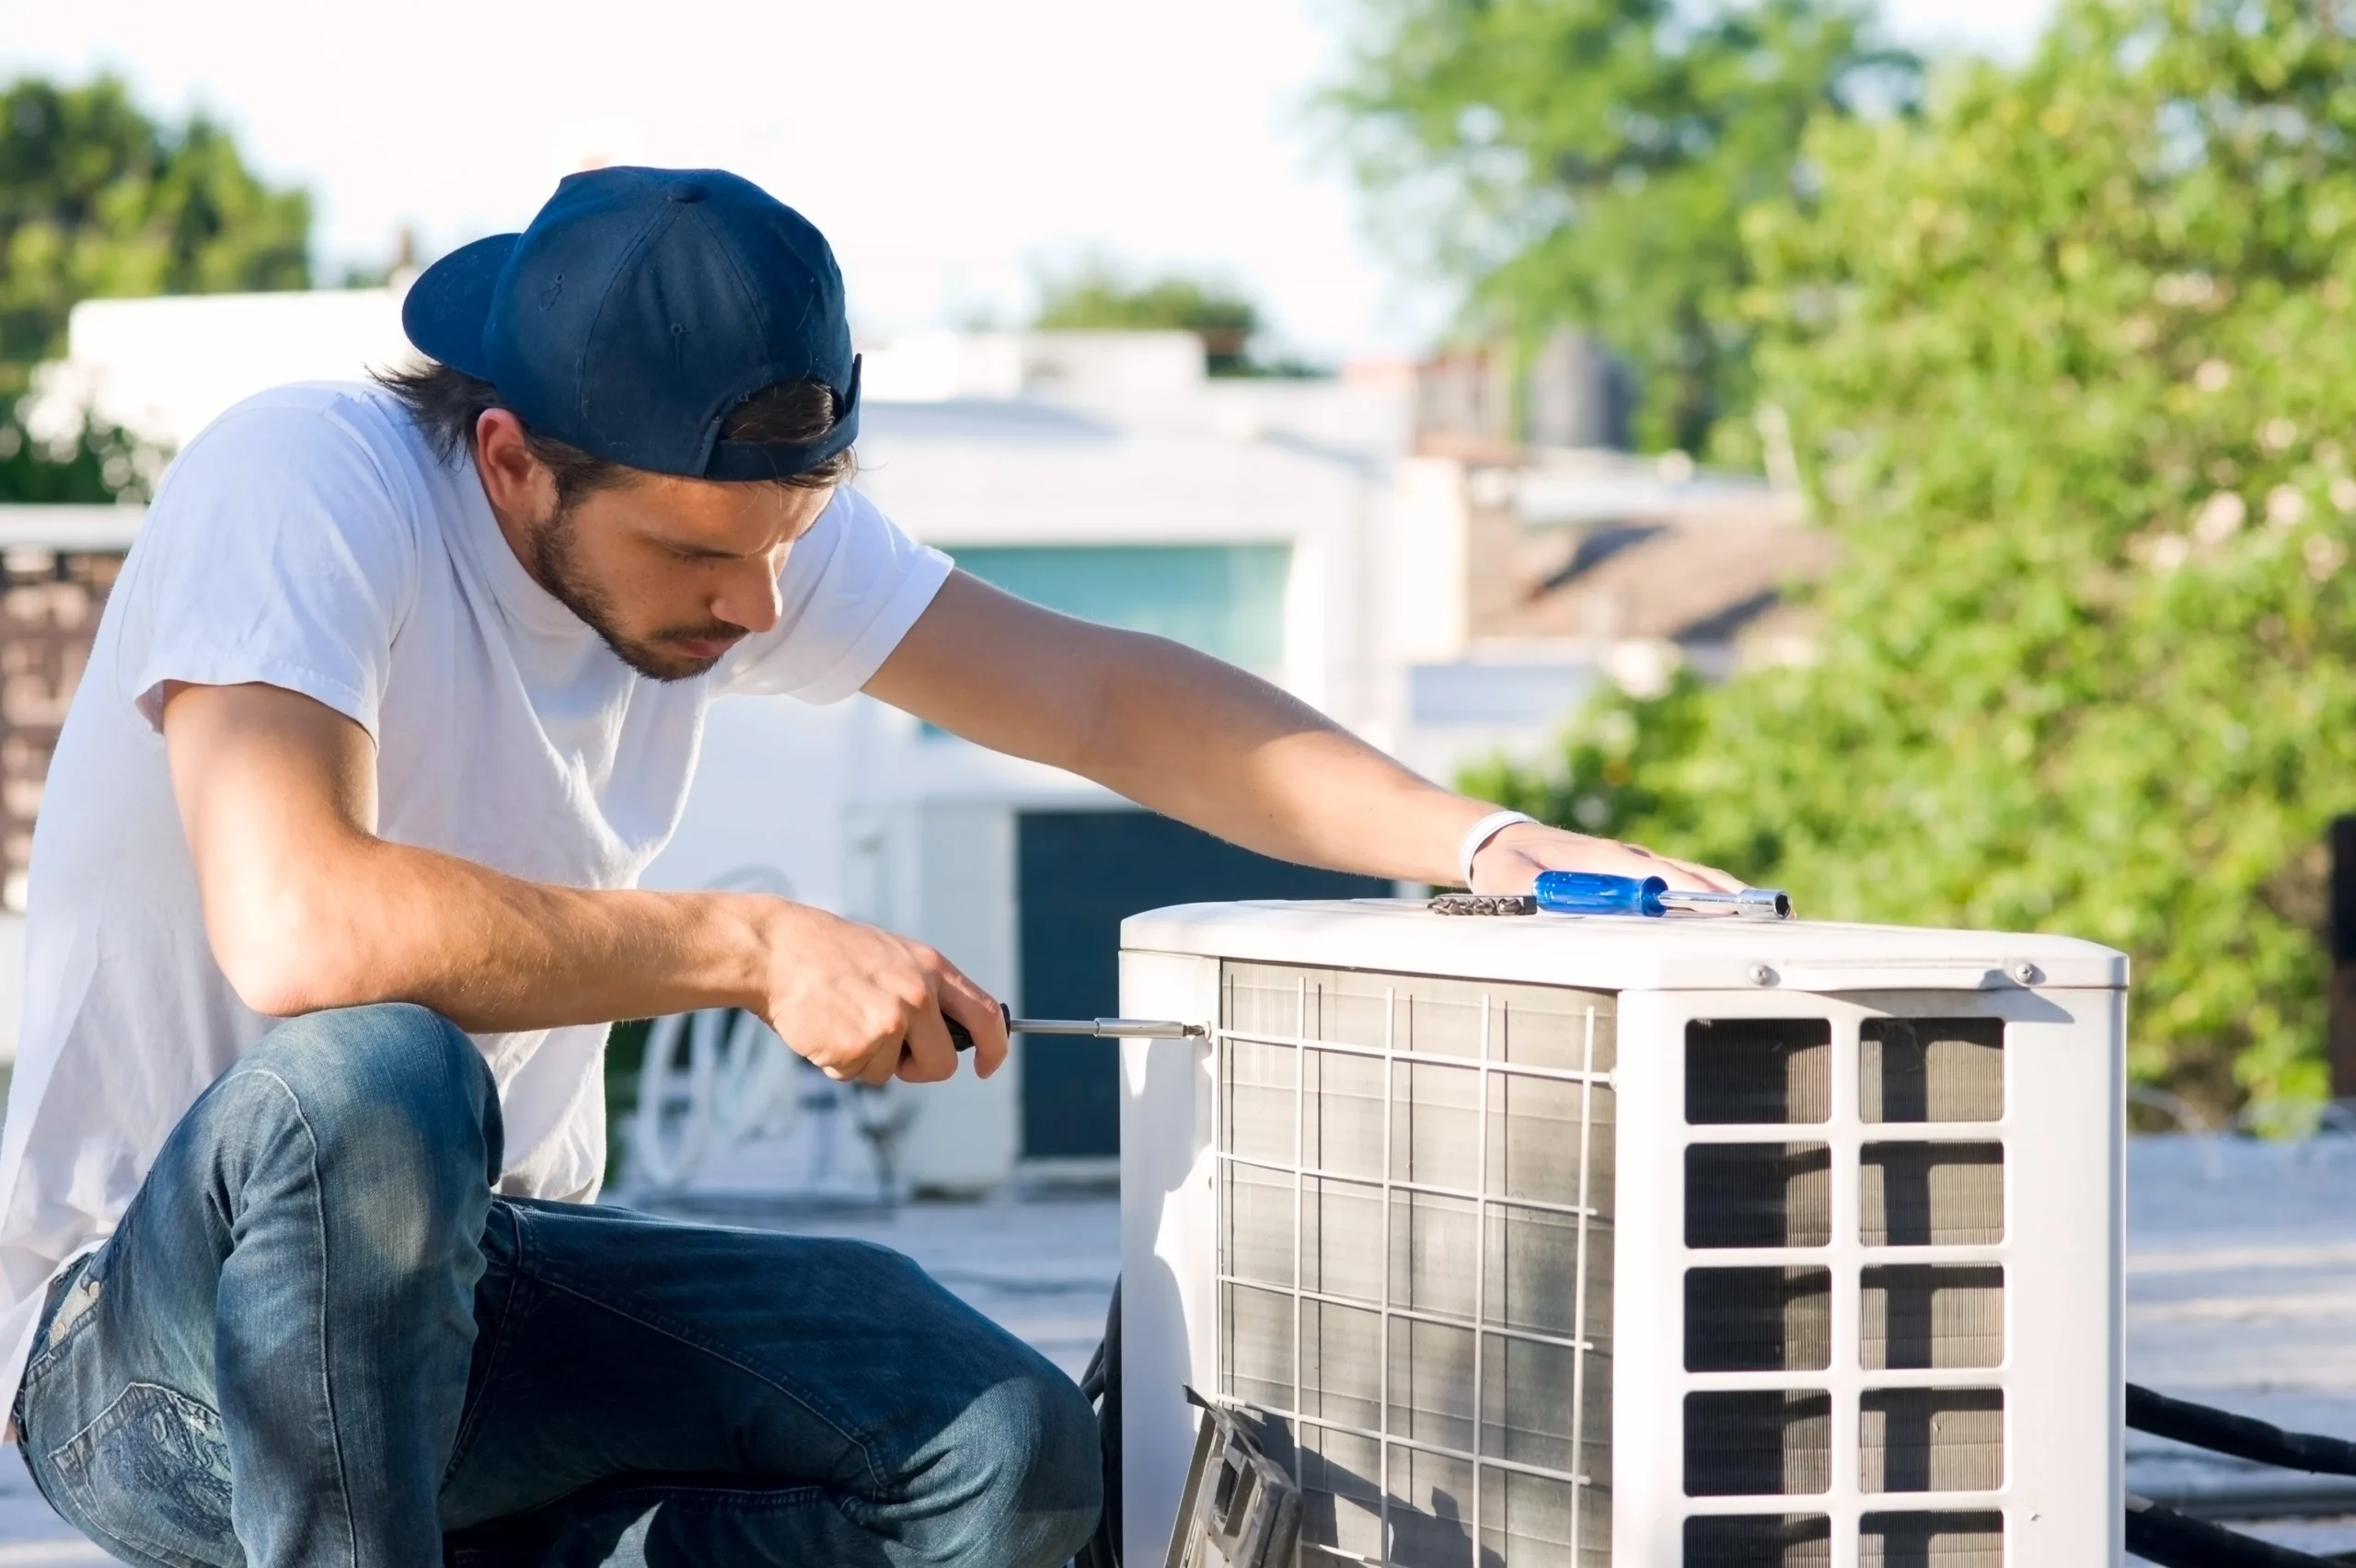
top-left (718, 486), bottom-right (953, 702)
top-left (113, 398), bottom-right (419, 739)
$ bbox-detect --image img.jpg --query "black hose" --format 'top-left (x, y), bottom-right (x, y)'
top-left (2129, 1384), bottom-right (2356, 1477)
top-left (1080, 1334), bottom-right (1105, 1403)
top-left (1071, 1277), bottom-right (1123, 1568)
top-left (1099, 1275), bottom-right (1121, 1560)
top-left (2127, 1497), bottom-right (2355, 1565)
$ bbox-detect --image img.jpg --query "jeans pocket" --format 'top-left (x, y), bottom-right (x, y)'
top-left (47, 1382), bottom-right (239, 1568)
top-left (18, 1252), bottom-right (102, 1396)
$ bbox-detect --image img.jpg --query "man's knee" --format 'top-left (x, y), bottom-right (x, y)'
top-left (950, 1366), bottom-right (1103, 1567)
top-left (230, 1003), bottom-right (502, 1202)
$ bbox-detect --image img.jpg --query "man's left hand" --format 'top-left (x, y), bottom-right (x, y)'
top-left (1468, 820), bottom-right (1740, 896)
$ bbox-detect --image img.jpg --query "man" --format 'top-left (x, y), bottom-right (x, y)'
top-left (0, 167), bottom-right (1728, 1568)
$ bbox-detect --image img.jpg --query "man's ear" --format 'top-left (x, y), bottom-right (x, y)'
top-left (472, 409), bottom-right (552, 520)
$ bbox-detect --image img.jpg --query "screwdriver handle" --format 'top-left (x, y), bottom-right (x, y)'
top-left (944, 1003), bottom-right (1013, 1054)
top-left (1533, 870), bottom-right (1794, 920)
top-left (1534, 870), bottom-right (1669, 917)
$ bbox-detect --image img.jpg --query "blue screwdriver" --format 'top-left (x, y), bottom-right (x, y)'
top-left (1533, 870), bottom-right (1793, 920)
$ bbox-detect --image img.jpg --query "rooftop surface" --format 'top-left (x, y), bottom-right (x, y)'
top-left (0, 1136), bottom-right (2346, 1562)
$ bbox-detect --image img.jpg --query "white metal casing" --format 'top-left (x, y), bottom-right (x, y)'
top-left (1119, 899), bottom-right (2126, 1567)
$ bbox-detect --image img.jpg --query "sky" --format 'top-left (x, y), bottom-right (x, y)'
top-left (0, 0), bottom-right (2051, 363)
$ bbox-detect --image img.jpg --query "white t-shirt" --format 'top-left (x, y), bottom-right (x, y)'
top-left (0, 381), bottom-right (952, 1418)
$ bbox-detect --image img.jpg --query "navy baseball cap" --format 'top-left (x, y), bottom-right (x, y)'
top-left (401, 167), bottom-right (860, 481)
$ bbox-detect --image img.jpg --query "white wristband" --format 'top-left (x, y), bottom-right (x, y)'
top-left (1457, 811), bottom-right (1537, 886)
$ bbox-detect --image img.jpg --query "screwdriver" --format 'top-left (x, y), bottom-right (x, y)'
top-left (946, 1003), bottom-right (1204, 1053)
top-left (1535, 870), bottom-right (1793, 920)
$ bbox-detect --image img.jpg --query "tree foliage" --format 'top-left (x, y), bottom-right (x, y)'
top-left (1471, 0), bottom-right (2356, 1110)
top-left (0, 75), bottom-right (311, 502)
top-left (0, 412), bottom-right (157, 503)
top-left (0, 75), bottom-right (310, 373)
top-left (1034, 259), bottom-right (1257, 335)
top-left (1032, 258), bottom-right (1270, 375)
top-left (1332, 0), bottom-right (1916, 455)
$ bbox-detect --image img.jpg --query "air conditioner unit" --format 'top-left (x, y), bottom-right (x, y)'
top-left (1117, 900), bottom-right (2126, 1566)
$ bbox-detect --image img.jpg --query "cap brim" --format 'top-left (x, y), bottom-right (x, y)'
top-left (399, 233), bottom-right (519, 378)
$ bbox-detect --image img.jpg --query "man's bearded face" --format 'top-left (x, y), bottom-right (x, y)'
top-left (518, 473), bottom-right (834, 683)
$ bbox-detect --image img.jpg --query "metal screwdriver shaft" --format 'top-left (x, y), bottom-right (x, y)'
top-left (947, 1004), bottom-right (1203, 1052)
top-left (1002, 1017), bottom-right (1204, 1037)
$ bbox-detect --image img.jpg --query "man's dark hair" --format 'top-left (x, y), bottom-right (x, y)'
top-left (373, 360), bottom-right (853, 506)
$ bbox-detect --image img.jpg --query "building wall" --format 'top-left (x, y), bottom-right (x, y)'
top-left (0, 552), bottom-right (121, 911)
top-left (52, 289), bottom-right (415, 448)
top-left (949, 543), bottom-right (1293, 674)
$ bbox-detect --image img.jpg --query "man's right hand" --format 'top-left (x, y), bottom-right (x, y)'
top-left (751, 903), bottom-right (1010, 1086)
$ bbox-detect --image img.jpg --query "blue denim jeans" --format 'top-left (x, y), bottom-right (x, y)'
top-left (14, 1004), bottom-right (1101, 1568)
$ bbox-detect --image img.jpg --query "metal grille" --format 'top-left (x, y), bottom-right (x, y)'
top-left (1683, 1509), bottom-right (2005, 1566)
top-left (1682, 1513), bottom-right (1831, 1566)
top-left (1685, 1268), bottom-right (1832, 1374)
top-left (1685, 1144), bottom-right (1832, 1250)
top-left (1680, 1010), bottom-right (2010, 1560)
top-left (1858, 1144), bottom-right (2005, 1247)
top-left (1216, 962), bottom-right (1615, 1567)
top-left (1684, 1390), bottom-right (1833, 1496)
top-left (1858, 1267), bottom-right (2004, 1370)
top-left (1858, 1019), bottom-right (2004, 1124)
top-left (1858, 1390), bottom-right (2005, 1493)
top-left (1687, 1019), bottom-right (1831, 1124)
top-left (1857, 1511), bottom-right (2005, 1564)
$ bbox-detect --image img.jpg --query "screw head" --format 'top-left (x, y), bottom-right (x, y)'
top-left (2009, 960), bottom-right (2043, 986)
top-left (1747, 963), bottom-right (1776, 986)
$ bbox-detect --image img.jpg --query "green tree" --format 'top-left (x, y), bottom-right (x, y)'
top-left (1032, 259), bottom-right (1266, 375)
top-left (0, 75), bottom-right (312, 501)
top-left (1331, 0), bottom-right (1916, 455)
top-left (0, 413), bottom-right (157, 502)
top-left (1472, 0), bottom-right (2356, 1111)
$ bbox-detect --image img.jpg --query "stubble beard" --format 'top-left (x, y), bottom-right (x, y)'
top-left (525, 502), bottom-right (740, 683)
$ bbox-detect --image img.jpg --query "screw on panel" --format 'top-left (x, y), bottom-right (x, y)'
top-left (2010, 961), bottom-right (2043, 986)
top-left (1747, 963), bottom-right (1777, 986)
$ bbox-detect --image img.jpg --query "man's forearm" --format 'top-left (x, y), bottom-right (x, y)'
top-left (1056, 637), bottom-right (1737, 897)
top-left (167, 655), bottom-right (1008, 1079)
top-left (220, 827), bottom-right (775, 1031)
top-left (225, 830), bottom-right (1009, 1083)
top-left (1065, 635), bottom-right (1490, 887)
top-left (871, 573), bottom-right (1735, 898)
top-left (865, 576), bottom-right (1496, 886)
top-left (162, 679), bottom-right (778, 1031)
